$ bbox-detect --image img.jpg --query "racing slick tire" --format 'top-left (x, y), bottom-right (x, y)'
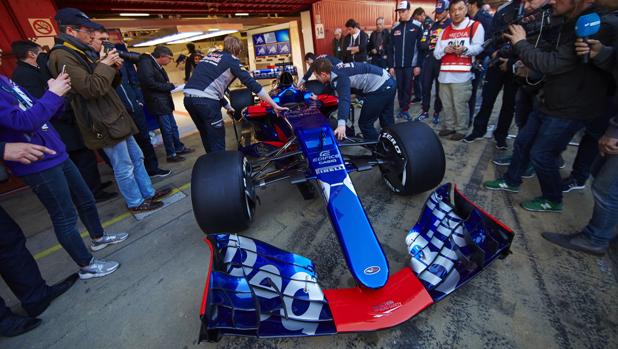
top-left (191, 151), bottom-right (256, 233)
top-left (228, 88), bottom-right (254, 121)
top-left (377, 121), bottom-right (445, 195)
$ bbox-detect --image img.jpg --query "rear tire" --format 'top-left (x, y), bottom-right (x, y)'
top-left (377, 121), bottom-right (445, 195)
top-left (191, 151), bottom-right (255, 233)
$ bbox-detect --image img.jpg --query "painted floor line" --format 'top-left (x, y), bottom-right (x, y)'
top-left (33, 182), bottom-right (191, 261)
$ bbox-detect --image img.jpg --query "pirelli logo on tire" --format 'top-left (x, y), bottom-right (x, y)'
top-left (380, 132), bottom-right (402, 156)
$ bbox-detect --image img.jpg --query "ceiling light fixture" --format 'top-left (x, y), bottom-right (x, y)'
top-left (235, 13), bottom-right (249, 16)
top-left (119, 13), bottom-right (150, 17)
top-left (133, 31), bottom-right (203, 47)
top-left (166, 30), bottom-right (238, 44)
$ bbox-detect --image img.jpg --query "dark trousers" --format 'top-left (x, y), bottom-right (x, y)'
top-left (184, 96), bottom-right (226, 153)
top-left (421, 54), bottom-right (442, 113)
top-left (395, 67), bottom-right (413, 112)
top-left (68, 148), bottom-right (102, 195)
top-left (570, 101), bottom-right (615, 183)
top-left (471, 65), bottom-right (517, 141)
top-left (0, 206), bottom-right (48, 320)
top-left (129, 105), bottom-right (160, 174)
top-left (413, 74), bottom-right (422, 101)
top-left (468, 68), bottom-right (483, 126)
top-left (504, 111), bottom-right (586, 203)
top-left (22, 160), bottom-right (102, 266)
top-left (370, 56), bottom-right (388, 69)
top-left (514, 86), bottom-right (540, 129)
top-left (359, 80), bottom-right (396, 140)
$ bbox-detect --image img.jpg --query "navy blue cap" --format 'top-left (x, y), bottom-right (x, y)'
top-left (435, 0), bottom-right (450, 14)
top-left (54, 8), bottom-right (103, 30)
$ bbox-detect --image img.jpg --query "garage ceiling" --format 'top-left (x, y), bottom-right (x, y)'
top-left (53, 0), bottom-right (319, 16)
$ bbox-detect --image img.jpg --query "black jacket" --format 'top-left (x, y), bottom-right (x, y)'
top-left (368, 29), bottom-right (390, 59)
top-left (513, 7), bottom-right (612, 120)
top-left (137, 54), bottom-right (175, 116)
top-left (342, 30), bottom-right (369, 62)
top-left (388, 20), bottom-right (423, 68)
top-left (332, 38), bottom-right (344, 60)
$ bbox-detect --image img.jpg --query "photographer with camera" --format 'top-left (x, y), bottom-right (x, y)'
top-left (463, 0), bottom-right (531, 148)
top-left (541, 0), bottom-right (618, 254)
top-left (48, 8), bottom-right (170, 213)
top-left (484, 0), bottom-right (613, 213)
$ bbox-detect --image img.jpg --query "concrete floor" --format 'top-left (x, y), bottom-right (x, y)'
top-left (1, 103), bottom-right (617, 349)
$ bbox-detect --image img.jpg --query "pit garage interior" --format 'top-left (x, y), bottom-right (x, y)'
top-left (0, 0), bottom-right (617, 348)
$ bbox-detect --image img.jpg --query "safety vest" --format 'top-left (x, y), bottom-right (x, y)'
top-left (439, 20), bottom-right (480, 73)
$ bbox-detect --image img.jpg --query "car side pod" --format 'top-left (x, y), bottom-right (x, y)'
top-left (198, 183), bottom-right (513, 342)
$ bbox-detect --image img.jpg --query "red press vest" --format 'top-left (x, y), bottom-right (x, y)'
top-left (439, 20), bottom-right (480, 73)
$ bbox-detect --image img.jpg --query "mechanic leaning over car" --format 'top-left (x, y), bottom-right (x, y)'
top-left (184, 36), bottom-right (287, 153)
top-left (311, 58), bottom-right (396, 141)
top-left (297, 52), bottom-right (342, 89)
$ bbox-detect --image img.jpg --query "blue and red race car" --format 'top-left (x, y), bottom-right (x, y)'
top-left (190, 72), bottom-right (513, 342)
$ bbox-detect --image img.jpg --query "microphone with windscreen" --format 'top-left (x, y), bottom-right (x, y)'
top-left (575, 12), bottom-right (601, 64)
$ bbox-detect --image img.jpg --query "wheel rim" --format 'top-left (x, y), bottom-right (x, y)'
top-left (376, 134), bottom-right (407, 190)
top-left (242, 157), bottom-right (255, 220)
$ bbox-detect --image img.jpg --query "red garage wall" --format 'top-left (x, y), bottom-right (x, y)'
top-left (311, 0), bottom-right (436, 56)
top-left (0, 0), bottom-right (58, 76)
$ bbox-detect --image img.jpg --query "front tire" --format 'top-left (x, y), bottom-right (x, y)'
top-left (377, 121), bottom-right (445, 195)
top-left (191, 151), bottom-right (255, 233)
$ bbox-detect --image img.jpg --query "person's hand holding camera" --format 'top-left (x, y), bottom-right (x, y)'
top-left (100, 47), bottom-right (122, 66)
top-left (504, 24), bottom-right (527, 45)
top-left (47, 72), bottom-right (71, 96)
top-left (575, 38), bottom-right (603, 59)
top-left (445, 45), bottom-right (456, 54)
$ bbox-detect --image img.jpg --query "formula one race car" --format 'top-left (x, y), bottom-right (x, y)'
top-left (191, 72), bottom-right (514, 342)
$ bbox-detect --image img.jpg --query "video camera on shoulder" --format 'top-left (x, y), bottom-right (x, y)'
top-left (102, 41), bottom-right (141, 64)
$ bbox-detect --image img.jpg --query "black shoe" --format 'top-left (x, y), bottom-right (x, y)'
top-left (0, 314), bottom-right (42, 337)
top-left (94, 190), bottom-right (118, 203)
top-left (495, 138), bottom-right (508, 150)
top-left (463, 133), bottom-right (484, 143)
top-left (23, 273), bottom-right (79, 317)
top-left (561, 176), bottom-right (586, 193)
top-left (100, 181), bottom-right (113, 190)
top-left (541, 232), bottom-right (607, 256)
top-left (149, 168), bottom-right (172, 178)
top-left (176, 147), bottom-right (195, 155)
top-left (166, 155), bottom-right (186, 163)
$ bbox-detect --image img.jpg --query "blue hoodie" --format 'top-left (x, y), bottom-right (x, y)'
top-left (0, 75), bottom-right (68, 176)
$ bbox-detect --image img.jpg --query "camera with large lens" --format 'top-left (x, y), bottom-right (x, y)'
top-left (483, 3), bottom-right (554, 52)
top-left (102, 41), bottom-right (141, 64)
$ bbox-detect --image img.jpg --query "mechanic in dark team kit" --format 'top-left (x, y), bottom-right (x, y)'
top-left (311, 58), bottom-right (396, 141)
top-left (417, 0), bottom-right (452, 124)
top-left (297, 53), bottom-right (342, 88)
top-left (388, 1), bottom-right (423, 121)
top-left (184, 36), bottom-right (286, 153)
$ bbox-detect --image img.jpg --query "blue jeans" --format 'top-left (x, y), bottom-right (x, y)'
top-left (157, 113), bottom-right (185, 157)
top-left (21, 160), bottom-right (100, 266)
top-left (584, 155), bottom-right (618, 247)
top-left (184, 96), bottom-right (226, 153)
top-left (504, 111), bottom-right (586, 203)
top-left (103, 136), bottom-right (155, 208)
top-left (0, 206), bottom-right (49, 319)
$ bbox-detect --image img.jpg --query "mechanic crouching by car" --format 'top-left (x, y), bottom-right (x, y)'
top-left (311, 58), bottom-right (396, 141)
top-left (184, 36), bottom-right (287, 153)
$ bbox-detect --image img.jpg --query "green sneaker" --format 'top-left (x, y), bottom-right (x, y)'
top-left (521, 197), bottom-right (563, 212)
top-left (483, 179), bottom-right (520, 193)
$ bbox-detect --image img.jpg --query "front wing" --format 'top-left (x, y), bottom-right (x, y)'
top-left (198, 183), bottom-right (513, 342)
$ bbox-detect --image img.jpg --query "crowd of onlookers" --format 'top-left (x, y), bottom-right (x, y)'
top-left (322, 0), bottom-right (616, 258)
top-left (1, 0), bottom-right (617, 339)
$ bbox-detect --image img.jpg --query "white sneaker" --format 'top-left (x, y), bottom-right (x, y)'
top-left (79, 258), bottom-right (120, 280)
top-left (90, 232), bottom-right (129, 252)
